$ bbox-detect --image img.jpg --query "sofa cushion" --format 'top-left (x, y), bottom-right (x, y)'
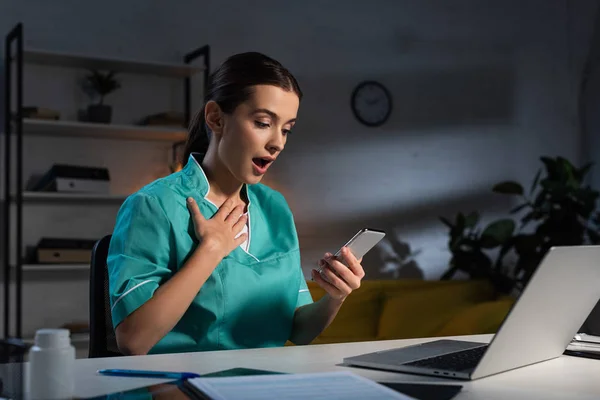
top-left (376, 280), bottom-right (495, 340)
top-left (435, 298), bottom-right (515, 336)
top-left (307, 282), bottom-right (383, 339)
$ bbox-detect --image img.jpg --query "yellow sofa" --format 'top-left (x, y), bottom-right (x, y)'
top-left (303, 279), bottom-right (515, 345)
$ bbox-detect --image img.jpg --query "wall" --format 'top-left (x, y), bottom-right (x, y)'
top-left (0, 0), bottom-right (598, 339)
top-left (582, 8), bottom-right (600, 192)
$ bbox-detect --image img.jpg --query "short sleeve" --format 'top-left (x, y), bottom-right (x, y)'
top-left (296, 269), bottom-right (313, 308)
top-left (107, 193), bottom-right (173, 329)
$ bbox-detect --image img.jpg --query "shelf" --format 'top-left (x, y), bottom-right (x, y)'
top-left (71, 333), bottom-right (90, 345)
top-left (23, 333), bottom-right (89, 345)
top-left (12, 192), bottom-right (128, 203)
top-left (19, 118), bottom-right (188, 142)
top-left (13, 264), bottom-right (90, 272)
top-left (23, 48), bottom-right (204, 77)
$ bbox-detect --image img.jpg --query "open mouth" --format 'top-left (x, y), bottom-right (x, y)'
top-left (252, 158), bottom-right (272, 169)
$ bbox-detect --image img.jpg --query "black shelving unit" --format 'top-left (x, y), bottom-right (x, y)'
top-left (2, 22), bottom-right (210, 339)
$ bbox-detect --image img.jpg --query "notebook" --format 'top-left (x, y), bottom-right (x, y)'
top-left (185, 371), bottom-right (415, 400)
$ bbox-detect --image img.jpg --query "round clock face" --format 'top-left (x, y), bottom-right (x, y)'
top-left (351, 81), bottom-right (392, 127)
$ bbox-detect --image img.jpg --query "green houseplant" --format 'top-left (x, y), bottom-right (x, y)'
top-left (440, 156), bottom-right (600, 294)
top-left (440, 212), bottom-right (516, 293)
top-left (81, 70), bottom-right (121, 123)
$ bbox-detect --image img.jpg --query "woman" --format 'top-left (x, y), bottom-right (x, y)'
top-left (107, 52), bottom-right (366, 355)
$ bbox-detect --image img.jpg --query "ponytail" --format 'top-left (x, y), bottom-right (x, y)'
top-left (183, 107), bottom-right (210, 163)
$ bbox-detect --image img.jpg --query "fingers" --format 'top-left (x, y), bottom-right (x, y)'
top-left (312, 247), bottom-right (366, 302)
top-left (215, 195), bottom-right (237, 220)
top-left (186, 197), bottom-right (205, 224)
top-left (232, 212), bottom-right (248, 233)
top-left (339, 247), bottom-right (366, 279)
top-left (234, 232), bottom-right (248, 247)
top-left (320, 256), bottom-right (361, 291)
top-left (225, 204), bottom-right (245, 225)
top-left (321, 258), bottom-right (360, 292)
top-left (311, 269), bottom-right (345, 299)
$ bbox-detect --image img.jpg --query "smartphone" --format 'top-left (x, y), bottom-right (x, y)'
top-left (335, 228), bottom-right (386, 260)
top-left (317, 228), bottom-right (386, 276)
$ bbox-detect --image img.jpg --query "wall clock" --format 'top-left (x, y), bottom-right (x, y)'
top-left (351, 81), bottom-right (392, 127)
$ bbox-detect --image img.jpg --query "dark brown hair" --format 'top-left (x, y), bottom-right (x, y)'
top-left (183, 52), bottom-right (302, 162)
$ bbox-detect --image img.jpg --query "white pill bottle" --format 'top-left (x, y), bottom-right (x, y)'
top-left (27, 328), bottom-right (75, 400)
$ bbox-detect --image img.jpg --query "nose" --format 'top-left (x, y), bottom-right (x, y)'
top-left (267, 131), bottom-right (285, 153)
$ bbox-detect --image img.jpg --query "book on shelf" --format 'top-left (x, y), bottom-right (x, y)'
top-left (60, 321), bottom-right (89, 336)
top-left (30, 164), bottom-right (111, 194)
top-left (35, 237), bottom-right (98, 264)
top-left (139, 111), bottom-right (185, 127)
top-left (18, 106), bottom-right (61, 120)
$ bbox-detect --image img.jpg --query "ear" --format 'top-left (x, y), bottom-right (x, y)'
top-left (204, 100), bottom-right (223, 135)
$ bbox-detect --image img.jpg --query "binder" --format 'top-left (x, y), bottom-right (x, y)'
top-left (32, 164), bottom-right (110, 193)
top-left (35, 238), bottom-right (97, 264)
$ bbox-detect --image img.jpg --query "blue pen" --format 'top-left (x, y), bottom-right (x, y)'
top-left (98, 368), bottom-right (201, 380)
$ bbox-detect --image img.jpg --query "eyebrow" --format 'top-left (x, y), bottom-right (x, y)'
top-left (253, 108), bottom-right (296, 124)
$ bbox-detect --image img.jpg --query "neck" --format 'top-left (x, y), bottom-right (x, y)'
top-left (200, 150), bottom-right (244, 203)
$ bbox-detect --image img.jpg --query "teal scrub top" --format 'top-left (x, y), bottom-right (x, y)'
top-left (107, 153), bottom-right (313, 354)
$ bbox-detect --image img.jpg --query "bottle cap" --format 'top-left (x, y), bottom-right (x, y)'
top-left (34, 328), bottom-right (71, 349)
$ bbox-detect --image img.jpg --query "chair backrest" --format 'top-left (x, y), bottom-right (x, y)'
top-left (0, 338), bottom-right (27, 399)
top-left (88, 234), bottom-right (121, 358)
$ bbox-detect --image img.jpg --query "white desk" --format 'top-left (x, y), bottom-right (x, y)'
top-left (3, 334), bottom-right (600, 399)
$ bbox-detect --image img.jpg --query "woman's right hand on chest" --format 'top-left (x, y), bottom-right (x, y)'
top-left (186, 196), bottom-right (248, 260)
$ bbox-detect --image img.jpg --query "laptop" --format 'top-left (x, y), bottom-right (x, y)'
top-left (344, 245), bottom-right (600, 380)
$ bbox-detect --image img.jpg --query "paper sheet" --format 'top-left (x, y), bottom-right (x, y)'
top-left (567, 342), bottom-right (600, 353)
top-left (187, 371), bottom-right (415, 400)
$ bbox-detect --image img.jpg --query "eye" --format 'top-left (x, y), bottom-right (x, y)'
top-left (254, 121), bottom-right (270, 129)
top-left (282, 129), bottom-right (292, 135)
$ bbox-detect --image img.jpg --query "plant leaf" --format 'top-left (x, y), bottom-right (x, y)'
top-left (521, 211), bottom-right (537, 227)
top-left (473, 251), bottom-right (493, 272)
top-left (439, 217), bottom-right (454, 229)
top-left (85, 69), bottom-right (121, 98)
top-left (456, 212), bottom-right (466, 232)
top-left (510, 203), bottom-right (529, 214)
top-left (481, 219), bottom-right (515, 246)
top-left (495, 240), bottom-right (514, 269)
top-left (464, 211), bottom-right (480, 228)
top-left (533, 191), bottom-right (546, 209)
top-left (480, 235), bottom-right (501, 249)
top-left (440, 265), bottom-right (458, 280)
top-left (492, 181), bottom-right (524, 195)
top-left (557, 157), bottom-right (577, 187)
top-left (530, 169), bottom-right (541, 195)
top-left (575, 162), bottom-right (594, 183)
top-left (512, 233), bottom-right (540, 255)
top-left (541, 156), bottom-right (559, 180)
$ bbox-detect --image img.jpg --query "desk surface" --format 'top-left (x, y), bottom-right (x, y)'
top-left (3, 334), bottom-right (600, 399)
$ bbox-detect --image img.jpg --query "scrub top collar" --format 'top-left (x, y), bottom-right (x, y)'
top-left (184, 152), bottom-right (252, 208)
top-left (184, 152), bottom-right (258, 262)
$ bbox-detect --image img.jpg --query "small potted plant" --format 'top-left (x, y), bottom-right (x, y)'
top-left (81, 70), bottom-right (121, 123)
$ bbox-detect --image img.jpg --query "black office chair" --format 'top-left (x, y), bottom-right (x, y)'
top-left (89, 234), bottom-right (121, 358)
top-left (0, 338), bottom-right (27, 398)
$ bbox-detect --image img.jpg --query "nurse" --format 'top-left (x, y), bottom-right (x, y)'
top-left (107, 52), bottom-right (366, 355)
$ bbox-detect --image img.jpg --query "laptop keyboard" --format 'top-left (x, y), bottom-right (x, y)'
top-left (404, 345), bottom-right (488, 372)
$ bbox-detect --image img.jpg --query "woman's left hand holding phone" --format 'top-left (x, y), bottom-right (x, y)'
top-left (312, 248), bottom-right (365, 302)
